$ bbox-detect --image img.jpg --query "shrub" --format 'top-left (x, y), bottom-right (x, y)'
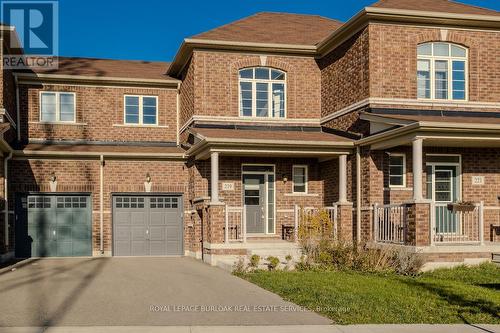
top-left (249, 254), bottom-right (261, 268)
top-left (232, 256), bottom-right (247, 275)
top-left (267, 256), bottom-right (280, 271)
top-left (392, 247), bottom-right (425, 276)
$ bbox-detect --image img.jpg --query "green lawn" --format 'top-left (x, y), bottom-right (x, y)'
top-left (239, 263), bottom-right (500, 324)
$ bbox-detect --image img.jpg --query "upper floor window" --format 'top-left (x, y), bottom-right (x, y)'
top-left (124, 95), bottom-right (158, 125)
top-left (417, 42), bottom-right (467, 101)
top-left (239, 67), bottom-right (286, 118)
top-left (40, 92), bottom-right (75, 122)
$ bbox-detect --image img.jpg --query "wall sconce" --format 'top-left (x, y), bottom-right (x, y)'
top-left (144, 173), bottom-right (152, 192)
top-left (282, 174), bottom-right (288, 183)
top-left (49, 172), bottom-right (57, 192)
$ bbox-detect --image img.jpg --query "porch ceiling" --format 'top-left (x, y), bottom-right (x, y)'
top-left (187, 127), bottom-right (354, 160)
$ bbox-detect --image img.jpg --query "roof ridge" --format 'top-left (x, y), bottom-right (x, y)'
top-left (190, 12), bottom-right (261, 39)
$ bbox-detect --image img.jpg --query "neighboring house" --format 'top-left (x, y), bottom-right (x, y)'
top-left (0, 0), bottom-right (499, 269)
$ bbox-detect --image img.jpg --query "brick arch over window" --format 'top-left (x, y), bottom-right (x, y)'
top-left (229, 57), bottom-right (297, 118)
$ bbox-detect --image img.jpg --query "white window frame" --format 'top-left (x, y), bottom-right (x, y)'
top-left (238, 67), bottom-right (287, 119)
top-left (123, 95), bottom-right (159, 126)
top-left (417, 42), bottom-right (468, 101)
top-left (39, 91), bottom-right (76, 123)
top-left (292, 165), bottom-right (308, 194)
top-left (388, 153), bottom-right (406, 188)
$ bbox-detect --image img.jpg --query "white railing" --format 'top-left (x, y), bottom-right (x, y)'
top-left (431, 202), bottom-right (484, 245)
top-left (224, 205), bottom-right (246, 243)
top-left (373, 203), bottom-right (409, 244)
top-left (293, 205), bottom-right (338, 242)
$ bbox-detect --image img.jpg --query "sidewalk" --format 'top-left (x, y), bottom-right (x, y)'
top-left (1, 325), bottom-right (498, 333)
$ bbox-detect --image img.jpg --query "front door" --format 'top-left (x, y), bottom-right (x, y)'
top-left (243, 174), bottom-right (266, 233)
top-left (427, 164), bottom-right (460, 234)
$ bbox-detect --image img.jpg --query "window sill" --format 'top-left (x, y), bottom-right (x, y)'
top-left (113, 124), bottom-right (168, 128)
top-left (384, 187), bottom-right (413, 191)
top-left (30, 121), bottom-right (86, 126)
top-left (284, 193), bottom-right (319, 197)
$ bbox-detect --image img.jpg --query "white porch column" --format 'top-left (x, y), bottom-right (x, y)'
top-left (412, 138), bottom-right (423, 202)
top-left (339, 154), bottom-right (348, 203)
top-left (210, 151), bottom-right (220, 203)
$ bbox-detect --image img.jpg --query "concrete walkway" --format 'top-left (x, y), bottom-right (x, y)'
top-left (0, 325), bottom-right (498, 333)
top-left (0, 257), bottom-right (328, 326)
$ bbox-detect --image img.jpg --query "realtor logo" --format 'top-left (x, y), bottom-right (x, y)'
top-left (1, 0), bottom-right (58, 69)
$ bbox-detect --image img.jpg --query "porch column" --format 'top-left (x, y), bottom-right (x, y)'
top-left (412, 138), bottom-right (423, 202)
top-left (339, 154), bottom-right (348, 203)
top-left (210, 151), bottom-right (219, 203)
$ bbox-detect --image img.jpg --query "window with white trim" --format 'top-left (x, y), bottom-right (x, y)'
top-left (292, 165), bottom-right (308, 193)
top-left (239, 67), bottom-right (286, 118)
top-left (389, 154), bottom-right (406, 187)
top-left (40, 92), bottom-right (75, 122)
top-left (124, 95), bottom-right (158, 125)
top-left (417, 42), bottom-right (467, 100)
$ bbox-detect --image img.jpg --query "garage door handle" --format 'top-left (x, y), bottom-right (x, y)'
top-left (146, 229), bottom-right (149, 240)
top-left (53, 230), bottom-right (56, 236)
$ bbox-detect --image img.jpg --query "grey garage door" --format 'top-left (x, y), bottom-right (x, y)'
top-left (15, 194), bottom-right (92, 257)
top-left (113, 195), bottom-right (183, 256)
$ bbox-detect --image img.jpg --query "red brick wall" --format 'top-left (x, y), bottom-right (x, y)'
top-left (369, 23), bottom-right (500, 104)
top-left (319, 28), bottom-right (370, 117)
top-left (19, 84), bottom-right (178, 143)
top-left (179, 50), bottom-right (322, 130)
top-left (8, 158), bottom-right (190, 254)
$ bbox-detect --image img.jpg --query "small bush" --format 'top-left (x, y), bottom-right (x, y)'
top-left (232, 256), bottom-right (247, 275)
top-left (295, 255), bottom-right (312, 271)
top-left (285, 254), bottom-right (292, 262)
top-left (249, 254), bottom-right (261, 268)
top-left (392, 247), bottom-right (425, 276)
top-left (267, 256), bottom-right (280, 271)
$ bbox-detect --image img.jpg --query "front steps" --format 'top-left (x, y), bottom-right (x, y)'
top-left (213, 240), bottom-right (302, 272)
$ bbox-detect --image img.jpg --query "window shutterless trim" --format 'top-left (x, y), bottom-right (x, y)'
top-left (292, 164), bottom-right (308, 194)
top-left (238, 67), bottom-right (287, 119)
top-left (417, 43), bottom-right (468, 102)
top-left (39, 91), bottom-right (76, 123)
top-left (388, 153), bottom-right (406, 188)
top-left (123, 95), bottom-right (159, 126)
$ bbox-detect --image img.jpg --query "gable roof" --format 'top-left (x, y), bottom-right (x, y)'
top-left (370, 0), bottom-right (500, 17)
top-left (28, 57), bottom-right (175, 81)
top-left (191, 12), bottom-right (343, 46)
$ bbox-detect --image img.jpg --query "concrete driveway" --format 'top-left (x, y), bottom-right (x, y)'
top-left (0, 257), bottom-right (329, 327)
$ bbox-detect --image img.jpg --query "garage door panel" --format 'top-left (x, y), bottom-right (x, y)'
top-left (150, 241), bottom-right (166, 256)
top-left (72, 239), bottom-right (91, 256)
top-left (17, 194), bottom-right (92, 258)
top-left (113, 195), bottom-right (182, 256)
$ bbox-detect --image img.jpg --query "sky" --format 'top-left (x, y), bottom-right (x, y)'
top-left (50, 0), bottom-right (500, 62)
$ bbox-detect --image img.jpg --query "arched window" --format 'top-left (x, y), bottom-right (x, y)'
top-left (417, 42), bottom-right (467, 100)
top-left (239, 67), bottom-right (286, 118)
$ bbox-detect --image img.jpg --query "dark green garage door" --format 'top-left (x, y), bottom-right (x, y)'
top-left (15, 194), bottom-right (92, 257)
top-left (113, 195), bottom-right (183, 256)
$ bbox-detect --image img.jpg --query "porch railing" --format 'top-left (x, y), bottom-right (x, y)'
top-left (431, 202), bottom-right (484, 245)
top-left (373, 203), bottom-right (409, 244)
top-left (224, 205), bottom-right (246, 243)
top-left (294, 205), bottom-right (338, 241)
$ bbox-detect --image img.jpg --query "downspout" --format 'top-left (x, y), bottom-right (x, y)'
top-left (14, 75), bottom-right (20, 142)
top-left (4, 151), bottom-right (12, 249)
top-left (176, 82), bottom-right (180, 146)
top-left (99, 155), bottom-right (104, 254)
top-left (356, 146), bottom-right (361, 243)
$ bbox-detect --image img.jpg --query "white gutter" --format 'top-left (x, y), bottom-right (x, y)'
top-left (14, 75), bottom-right (20, 141)
top-left (4, 151), bottom-right (12, 248)
top-left (99, 155), bottom-right (104, 254)
top-left (176, 82), bottom-right (180, 146)
top-left (356, 146), bottom-right (361, 243)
